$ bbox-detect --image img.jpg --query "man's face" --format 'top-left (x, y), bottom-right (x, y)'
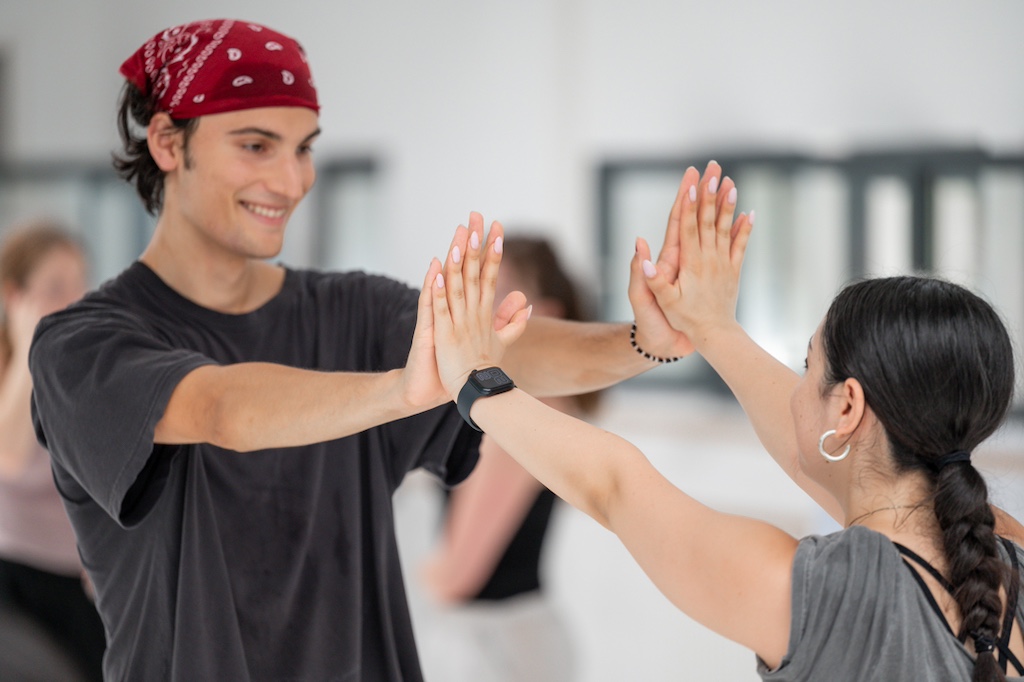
top-left (164, 106), bottom-right (320, 261)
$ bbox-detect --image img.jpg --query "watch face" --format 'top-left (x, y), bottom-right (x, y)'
top-left (472, 367), bottom-right (513, 390)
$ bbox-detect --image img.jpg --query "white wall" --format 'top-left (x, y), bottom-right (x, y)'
top-left (3, 0), bottom-right (1023, 285)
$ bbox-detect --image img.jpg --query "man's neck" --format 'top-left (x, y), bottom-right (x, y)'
top-left (140, 224), bottom-right (286, 315)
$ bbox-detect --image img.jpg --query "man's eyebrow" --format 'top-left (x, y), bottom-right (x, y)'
top-left (228, 127), bottom-right (322, 145)
top-left (229, 127), bottom-right (282, 141)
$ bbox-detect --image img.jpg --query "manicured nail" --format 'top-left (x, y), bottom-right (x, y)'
top-left (708, 176), bottom-right (719, 194)
top-left (749, 210), bottom-right (756, 225)
top-left (728, 187), bottom-right (737, 205)
top-left (526, 305), bottom-right (534, 320)
top-left (470, 231), bottom-right (480, 250)
top-left (435, 273), bottom-right (444, 288)
top-left (688, 185), bottom-right (697, 202)
top-left (451, 246), bottom-right (461, 264)
top-left (642, 259), bottom-right (657, 278)
top-left (494, 237), bottom-right (503, 255)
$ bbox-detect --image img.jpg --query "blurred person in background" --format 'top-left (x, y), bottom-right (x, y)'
top-left (419, 236), bottom-right (599, 682)
top-left (0, 221), bottom-right (102, 682)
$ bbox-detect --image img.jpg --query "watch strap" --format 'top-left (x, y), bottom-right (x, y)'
top-left (456, 368), bottom-right (514, 432)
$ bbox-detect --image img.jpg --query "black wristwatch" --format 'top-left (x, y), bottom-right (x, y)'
top-left (456, 367), bottom-right (516, 432)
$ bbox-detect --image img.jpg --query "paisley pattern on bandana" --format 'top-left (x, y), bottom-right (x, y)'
top-left (120, 18), bottom-right (319, 118)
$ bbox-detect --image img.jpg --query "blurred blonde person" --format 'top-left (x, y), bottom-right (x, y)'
top-left (0, 223), bottom-right (102, 682)
top-left (419, 237), bottom-right (597, 682)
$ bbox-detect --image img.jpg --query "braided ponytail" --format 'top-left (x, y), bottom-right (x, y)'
top-left (821, 276), bottom-right (1015, 681)
top-left (934, 461), bottom-right (1009, 681)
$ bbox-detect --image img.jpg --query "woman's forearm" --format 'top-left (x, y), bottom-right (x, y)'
top-left (694, 322), bottom-right (842, 520)
top-left (0, 356), bottom-right (42, 479)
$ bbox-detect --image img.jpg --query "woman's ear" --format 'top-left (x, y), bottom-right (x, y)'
top-left (833, 377), bottom-right (867, 439)
top-left (147, 113), bottom-right (185, 172)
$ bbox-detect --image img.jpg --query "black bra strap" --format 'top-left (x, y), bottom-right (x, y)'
top-left (894, 539), bottom-right (1024, 674)
top-left (894, 546), bottom-right (957, 638)
top-left (894, 542), bottom-right (957, 593)
top-left (997, 537), bottom-right (1022, 676)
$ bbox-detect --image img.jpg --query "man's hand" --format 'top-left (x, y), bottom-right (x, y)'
top-left (398, 259), bottom-right (451, 410)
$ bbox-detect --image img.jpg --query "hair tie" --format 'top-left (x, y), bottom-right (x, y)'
top-left (971, 631), bottom-right (996, 654)
top-left (930, 450), bottom-right (971, 473)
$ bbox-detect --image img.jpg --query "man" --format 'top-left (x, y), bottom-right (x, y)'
top-left (29, 18), bottom-right (694, 681)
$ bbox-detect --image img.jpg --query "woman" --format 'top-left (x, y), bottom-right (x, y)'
top-left (419, 236), bottom-right (598, 682)
top-left (424, 163), bottom-right (1024, 681)
top-left (0, 222), bottom-right (103, 682)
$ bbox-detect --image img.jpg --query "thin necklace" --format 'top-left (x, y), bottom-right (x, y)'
top-left (846, 504), bottom-right (926, 529)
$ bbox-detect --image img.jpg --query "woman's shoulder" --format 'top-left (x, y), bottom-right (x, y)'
top-left (797, 525), bottom-right (896, 561)
top-left (792, 526), bottom-right (905, 595)
top-left (994, 506), bottom-right (1024, 547)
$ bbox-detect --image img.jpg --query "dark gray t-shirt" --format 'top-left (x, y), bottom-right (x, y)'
top-left (29, 262), bottom-right (481, 682)
top-left (759, 525), bottom-right (1024, 681)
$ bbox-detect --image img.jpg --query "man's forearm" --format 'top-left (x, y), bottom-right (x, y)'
top-left (502, 318), bottom-right (653, 397)
top-left (156, 363), bottom-right (445, 451)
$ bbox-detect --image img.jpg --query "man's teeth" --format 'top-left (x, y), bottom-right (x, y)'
top-left (245, 203), bottom-right (287, 218)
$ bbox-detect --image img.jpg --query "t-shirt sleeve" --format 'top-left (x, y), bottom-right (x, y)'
top-left (353, 274), bottom-right (481, 489)
top-left (29, 302), bottom-right (216, 526)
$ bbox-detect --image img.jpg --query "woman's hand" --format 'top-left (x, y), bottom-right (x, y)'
top-left (428, 214), bottom-right (532, 399)
top-left (641, 162), bottom-right (754, 349)
top-left (5, 292), bottom-right (48, 360)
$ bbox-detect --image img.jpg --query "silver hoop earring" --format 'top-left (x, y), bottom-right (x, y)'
top-left (818, 429), bottom-right (850, 463)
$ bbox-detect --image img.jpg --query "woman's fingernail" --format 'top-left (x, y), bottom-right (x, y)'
top-left (470, 231), bottom-right (480, 250)
top-left (642, 260), bottom-right (657, 278)
top-left (749, 210), bottom-right (756, 226)
top-left (451, 246), bottom-right (461, 264)
top-left (708, 176), bottom-right (719, 194)
top-left (526, 305), bottom-right (533, 320)
top-left (728, 187), bottom-right (737, 205)
top-left (494, 237), bottom-right (503, 255)
top-left (688, 185), bottom-right (697, 202)
top-left (435, 273), bottom-right (444, 288)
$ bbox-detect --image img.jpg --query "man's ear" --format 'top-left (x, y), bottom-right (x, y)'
top-left (148, 113), bottom-right (185, 172)
top-left (833, 377), bottom-right (867, 439)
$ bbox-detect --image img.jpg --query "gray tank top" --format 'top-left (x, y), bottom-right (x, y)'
top-left (758, 525), bottom-right (1024, 681)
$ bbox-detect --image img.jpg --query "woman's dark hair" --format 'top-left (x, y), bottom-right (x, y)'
top-left (501, 235), bottom-right (601, 415)
top-left (112, 82), bottom-right (198, 215)
top-left (821, 276), bottom-right (1015, 681)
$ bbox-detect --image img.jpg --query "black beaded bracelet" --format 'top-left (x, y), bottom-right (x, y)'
top-left (630, 322), bottom-right (682, 364)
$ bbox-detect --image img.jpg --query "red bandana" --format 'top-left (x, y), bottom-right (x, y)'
top-left (119, 19), bottom-right (319, 119)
